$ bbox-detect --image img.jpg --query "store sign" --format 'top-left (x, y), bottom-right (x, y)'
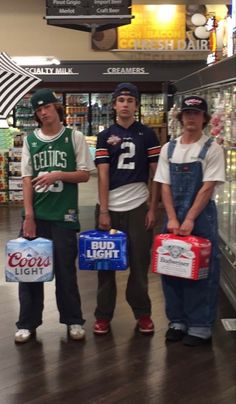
top-left (46, 0), bottom-right (131, 16)
top-left (20, 61), bottom-right (206, 83)
top-left (24, 67), bottom-right (79, 75)
top-left (118, 5), bottom-right (186, 51)
top-left (92, 4), bottom-right (229, 53)
top-left (46, 0), bottom-right (88, 16)
top-left (131, 39), bottom-right (209, 52)
top-left (90, 0), bottom-right (131, 16)
top-left (102, 66), bottom-right (149, 75)
top-left (45, 0), bottom-right (132, 31)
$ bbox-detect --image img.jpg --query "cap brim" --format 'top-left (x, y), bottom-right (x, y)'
top-left (177, 110), bottom-right (211, 121)
top-left (181, 107), bottom-right (205, 112)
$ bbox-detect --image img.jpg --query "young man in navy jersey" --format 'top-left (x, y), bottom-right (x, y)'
top-left (94, 82), bottom-right (161, 334)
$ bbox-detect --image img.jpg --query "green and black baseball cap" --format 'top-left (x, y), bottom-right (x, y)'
top-left (31, 88), bottom-right (59, 111)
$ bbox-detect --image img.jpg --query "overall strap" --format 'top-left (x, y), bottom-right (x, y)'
top-left (198, 137), bottom-right (214, 160)
top-left (167, 139), bottom-right (177, 160)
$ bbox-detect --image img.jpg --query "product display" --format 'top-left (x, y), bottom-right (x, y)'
top-left (10, 91), bottom-right (166, 139)
top-left (14, 94), bottom-right (38, 134)
top-left (0, 150), bottom-right (9, 204)
top-left (91, 93), bottom-right (114, 135)
top-left (8, 132), bottom-right (26, 204)
top-left (140, 93), bottom-right (164, 125)
top-left (65, 93), bottom-right (89, 133)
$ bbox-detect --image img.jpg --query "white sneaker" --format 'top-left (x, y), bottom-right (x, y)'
top-left (68, 324), bottom-right (85, 340)
top-left (15, 329), bottom-right (33, 343)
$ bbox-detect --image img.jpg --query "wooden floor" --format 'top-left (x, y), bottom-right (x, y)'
top-left (0, 178), bottom-right (235, 404)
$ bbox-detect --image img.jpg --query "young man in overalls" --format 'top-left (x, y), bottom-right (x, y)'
top-left (154, 95), bottom-right (225, 346)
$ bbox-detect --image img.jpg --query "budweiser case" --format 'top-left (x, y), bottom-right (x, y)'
top-left (79, 229), bottom-right (128, 270)
top-left (5, 237), bottom-right (54, 282)
top-left (152, 234), bottom-right (212, 280)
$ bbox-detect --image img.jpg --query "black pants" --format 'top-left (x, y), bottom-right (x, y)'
top-left (16, 220), bottom-right (85, 330)
top-left (94, 203), bottom-right (153, 320)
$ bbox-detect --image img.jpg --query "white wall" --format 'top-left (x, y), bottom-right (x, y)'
top-left (0, 0), bottom-right (118, 61)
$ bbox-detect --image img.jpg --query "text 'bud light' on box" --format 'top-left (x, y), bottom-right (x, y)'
top-left (79, 229), bottom-right (128, 270)
top-left (5, 237), bottom-right (54, 282)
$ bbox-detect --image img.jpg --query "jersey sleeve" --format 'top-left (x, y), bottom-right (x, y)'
top-left (21, 136), bottom-right (33, 177)
top-left (95, 130), bottom-right (110, 165)
top-left (146, 127), bottom-right (161, 163)
top-left (72, 130), bottom-right (95, 171)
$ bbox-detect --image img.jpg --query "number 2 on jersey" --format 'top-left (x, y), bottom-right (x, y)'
top-left (117, 141), bottom-right (135, 169)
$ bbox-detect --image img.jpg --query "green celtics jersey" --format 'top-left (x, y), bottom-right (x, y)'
top-left (27, 127), bottom-right (79, 229)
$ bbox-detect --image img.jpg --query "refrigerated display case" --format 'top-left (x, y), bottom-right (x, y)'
top-left (65, 93), bottom-right (89, 134)
top-left (140, 93), bottom-right (166, 145)
top-left (14, 94), bottom-right (38, 135)
top-left (215, 146), bottom-right (236, 309)
top-left (174, 55), bottom-right (236, 309)
top-left (10, 90), bottom-right (166, 140)
top-left (90, 93), bottom-right (114, 135)
top-left (140, 93), bottom-right (164, 125)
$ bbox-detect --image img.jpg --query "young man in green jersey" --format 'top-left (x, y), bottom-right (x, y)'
top-left (15, 88), bottom-right (95, 343)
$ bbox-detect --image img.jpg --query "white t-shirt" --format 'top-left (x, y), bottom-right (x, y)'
top-left (154, 134), bottom-right (225, 188)
top-left (108, 182), bottom-right (149, 211)
top-left (21, 127), bottom-right (95, 177)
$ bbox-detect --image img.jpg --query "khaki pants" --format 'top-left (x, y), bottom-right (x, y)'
top-left (94, 203), bottom-right (153, 320)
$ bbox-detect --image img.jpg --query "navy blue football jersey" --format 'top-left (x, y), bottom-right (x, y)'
top-left (95, 121), bottom-right (161, 190)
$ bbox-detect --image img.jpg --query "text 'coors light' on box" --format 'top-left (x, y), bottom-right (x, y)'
top-left (5, 237), bottom-right (54, 282)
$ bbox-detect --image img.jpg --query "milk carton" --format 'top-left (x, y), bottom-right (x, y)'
top-left (152, 234), bottom-right (211, 280)
top-left (79, 229), bottom-right (128, 270)
top-left (5, 237), bottom-right (54, 282)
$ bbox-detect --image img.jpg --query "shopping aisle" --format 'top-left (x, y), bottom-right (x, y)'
top-left (0, 174), bottom-right (235, 404)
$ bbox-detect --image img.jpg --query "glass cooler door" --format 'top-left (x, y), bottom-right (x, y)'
top-left (65, 93), bottom-right (89, 135)
top-left (216, 147), bottom-right (236, 253)
top-left (90, 93), bottom-right (113, 135)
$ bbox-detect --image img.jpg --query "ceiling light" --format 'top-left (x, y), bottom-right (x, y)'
top-left (12, 56), bottom-right (60, 66)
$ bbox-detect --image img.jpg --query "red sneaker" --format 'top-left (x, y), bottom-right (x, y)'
top-left (94, 319), bottom-right (110, 335)
top-left (138, 315), bottom-right (154, 334)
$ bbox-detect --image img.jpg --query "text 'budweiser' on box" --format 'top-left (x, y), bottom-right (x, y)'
top-left (152, 234), bottom-right (212, 280)
top-left (5, 237), bottom-right (54, 282)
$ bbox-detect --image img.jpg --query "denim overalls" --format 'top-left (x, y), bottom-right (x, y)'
top-left (162, 137), bottom-right (220, 338)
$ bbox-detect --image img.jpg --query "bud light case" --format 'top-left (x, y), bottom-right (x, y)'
top-left (79, 229), bottom-right (128, 270)
top-left (5, 237), bottom-right (54, 282)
